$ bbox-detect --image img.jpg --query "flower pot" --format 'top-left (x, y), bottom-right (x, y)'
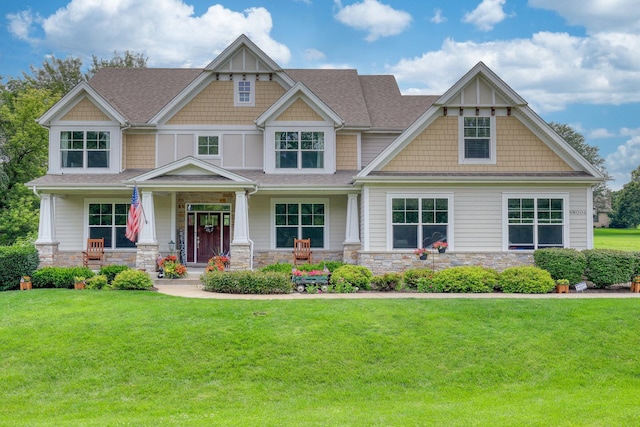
top-left (74, 281), bottom-right (85, 290)
top-left (20, 280), bottom-right (32, 290)
top-left (631, 277), bottom-right (640, 293)
top-left (555, 284), bottom-right (569, 294)
top-left (419, 254), bottom-right (428, 260)
top-left (438, 248), bottom-right (446, 254)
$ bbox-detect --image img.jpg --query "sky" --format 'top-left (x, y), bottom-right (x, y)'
top-left (1, 0), bottom-right (639, 190)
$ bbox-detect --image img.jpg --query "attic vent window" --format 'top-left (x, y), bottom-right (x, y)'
top-left (234, 74), bottom-right (255, 106)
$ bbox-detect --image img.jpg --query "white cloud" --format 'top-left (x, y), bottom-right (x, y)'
top-left (605, 136), bottom-right (640, 189)
top-left (431, 9), bottom-right (446, 24)
top-left (528, 0), bottom-right (640, 34)
top-left (303, 48), bottom-right (326, 61)
top-left (589, 128), bottom-right (616, 139)
top-left (388, 31), bottom-right (640, 113)
top-left (7, 10), bottom-right (39, 42)
top-left (8, 0), bottom-right (291, 68)
top-left (462, 0), bottom-right (508, 31)
top-left (334, 0), bottom-right (412, 42)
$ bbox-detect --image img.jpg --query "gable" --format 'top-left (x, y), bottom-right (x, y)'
top-left (213, 46), bottom-right (276, 73)
top-left (60, 97), bottom-right (111, 122)
top-left (447, 76), bottom-right (510, 107)
top-left (381, 116), bottom-right (573, 173)
top-left (274, 98), bottom-right (324, 122)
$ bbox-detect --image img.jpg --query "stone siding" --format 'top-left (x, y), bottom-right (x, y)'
top-left (51, 251), bottom-right (137, 268)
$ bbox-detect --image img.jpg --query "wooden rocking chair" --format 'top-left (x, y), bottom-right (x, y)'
top-left (82, 238), bottom-right (105, 267)
top-left (293, 238), bottom-right (313, 265)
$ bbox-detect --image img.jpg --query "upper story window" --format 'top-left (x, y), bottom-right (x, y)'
top-left (234, 75), bottom-right (255, 107)
top-left (459, 116), bottom-right (495, 164)
top-left (238, 81), bottom-right (251, 103)
top-left (197, 135), bottom-right (219, 156)
top-left (60, 130), bottom-right (110, 168)
top-left (275, 131), bottom-right (324, 169)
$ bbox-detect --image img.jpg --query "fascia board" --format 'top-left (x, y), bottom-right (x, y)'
top-left (128, 156), bottom-right (255, 184)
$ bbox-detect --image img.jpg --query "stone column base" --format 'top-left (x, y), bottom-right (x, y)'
top-left (35, 242), bottom-right (59, 267)
top-left (342, 242), bottom-right (361, 265)
top-left (136, 244), bottom-right (159, 271)
top-left (229, 242), bottom-right (251, 271)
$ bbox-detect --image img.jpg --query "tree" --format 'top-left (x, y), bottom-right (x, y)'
top-left (87, 50), bottom-right (147, 78)
top-left (5, 55), bottom-right (84, 96)
top-left (548, 122), bottom-right (611, 212)
top-left (609, 165), bottom-right (640, 228)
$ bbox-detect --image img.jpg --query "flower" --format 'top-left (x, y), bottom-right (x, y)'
top-left (206, 255), bottom-right (230, 272)
top-left (159, 255), bottom-right (188, 278)
top-left (413, 248), bottom-right (429, 256)
top-left (433, 241), bottom-right (448, 249)
top-left (292, 269), bottom-right (328, 277)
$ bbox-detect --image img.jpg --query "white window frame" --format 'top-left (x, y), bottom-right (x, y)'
top-left (458, 115), bottom-right (496, 165)
top-left (386, 193), bottom-right (454, 251)
top-left (271, 198), bottom-right (330, 250)
top-left (84, 199), bottom-right (137, 250)
top-left (60, 130), bottom-right (111, 169)
top-left (263, 125), bottom-right (335, 174)
top-left (50, 124), bottom-right (121, 174)
top-left (234, 75), bottom-right (256, 107)
top-left (502, 193), bottom-right (569, 251)
top-left (196, 134), bottom-right (221, 158)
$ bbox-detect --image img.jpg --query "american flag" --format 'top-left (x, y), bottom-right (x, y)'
top-left (125, 186), bottom-right (142, 242)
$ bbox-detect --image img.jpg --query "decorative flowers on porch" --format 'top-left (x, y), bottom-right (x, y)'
top-left (206, 255), bottom-right (230, 272)
top-left (413, 248), bottom-right (429, 259)
top-left (159, 255), bottom-right (188, 278)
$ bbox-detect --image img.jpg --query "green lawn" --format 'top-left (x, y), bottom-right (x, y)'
top-left (2, 290), bottom-right (640, 426)
top-left (594, 227), bottom-right (640, 250)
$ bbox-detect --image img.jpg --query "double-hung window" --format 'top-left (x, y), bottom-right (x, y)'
top-left (507, 197), bottom-right (565, 250)
top-left (459, 116), bottom-right (495, 164)
top-left (88, 202), bottom-right (136, 249)
top-left (238, 81), bottom-right (251, 103)
top-left (275, 131), bottom-right (324, 169)
top-left (197, 135), bottom-right (219, 156)
top-left (391, 196), bottom-right (450, 249)
top-left (274, 201), bottom-right (326, 248)
top-left (60, 131), bottom-right (110, 168)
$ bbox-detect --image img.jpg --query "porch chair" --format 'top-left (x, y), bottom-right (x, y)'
top-left (293, 238), bottom-right (313, 265)
top-left (82, 238), bottom-right (105, 267)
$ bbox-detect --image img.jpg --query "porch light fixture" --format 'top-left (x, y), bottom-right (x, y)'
top-left (168, 240), bottom-right (175, 253)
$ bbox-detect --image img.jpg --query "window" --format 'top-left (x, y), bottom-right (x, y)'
top-left (275, 131), bottom-right (324, 169)
top-left (197, 136), bottom-right (219, 156)
top-left (391, 197), bottom-right (449, 249)
top-left (88, 203), bottom-right (136, 249)
top-left (238, 81), bottom-right (251, 103)
top-left (60, 131), bottom-right (110, 168)
top-left (507, 197), bottom-right (564, 250)
top-left (275, 202), bottom-right (325, 248)
top-left (459, 116), bottom-right (495, 164)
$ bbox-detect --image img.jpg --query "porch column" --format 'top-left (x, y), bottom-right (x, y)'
top-left (343, 193), bottom-right (361, 265)
top-left (136, 190), bottom-right (158, 271)
top-left (35, 193), bottom-right (58, 266)
top-left (230, 190), bottom-right (251, 270)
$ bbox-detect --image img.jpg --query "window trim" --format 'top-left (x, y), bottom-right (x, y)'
top-left (234, 75), bottom-right (256, 107)
top-left (60, 130), bottom-right (111, 169)
top-left (386, 193), bottom-right (454, 251)
top-left (458, 115), bottom-right (496, 165)
top-left (84, 199), bottom-right (137, 250)
top-left (274, 130), bottom-right (325, 170)
top-left (502, 193), bottom-right (569, 251)
top-left (195, 134), bottom-right (221, 158)
top-left (263, 125), bottom-right (335, 174)
top-left (50, 125), bottom-right (120, 174)
top-left (271, 198), bottom-right (330, 250)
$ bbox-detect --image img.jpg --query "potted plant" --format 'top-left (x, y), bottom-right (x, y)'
top-left (157, 255), bottom-right (188, 279)
top-left (74, 276), bottom-right (86, 290)
top-left (433, 241), bottom-right (448, 253)
top-left (632, 276), bottom-right (640, 293)
top-left (413, 248), bottom-right (429, 260)
top-left (555, 279), bottom-right (570, 294)
top-left (20, 275), bottom-right (32, 290)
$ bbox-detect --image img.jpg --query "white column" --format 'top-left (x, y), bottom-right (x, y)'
top-left (137, 191), bottom-right (157, 244)
top-left (233, 191), bottom-right (250, 243)
top-left (345, 193), bottom-right (360, 243)
top-left (35, 193), bottom-right (56, 244)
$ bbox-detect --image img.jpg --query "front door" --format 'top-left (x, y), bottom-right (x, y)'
top-left (186, 212), bottom-right (231, 264)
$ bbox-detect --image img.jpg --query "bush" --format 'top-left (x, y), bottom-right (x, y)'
top-left (584, 249), bottom-right (636, 288)
top-left (0, 245), bottom-right (39, 291)
top-left (202, 271), bottom-right (292, 294)
top-left (86, 274), bottom-right (109, 290)
top-left (431, 266), bottom-right (499, 293)
top-left (31, 266), bottom-right (95, 289)
top-left (261, 262), bottom-right (294, 274)
top-left (111, 269), bottom-right (154, 290)
top-left (533, 248), bottom-right (586, 284)
top-left (498, 267), bottom-right (556, 294)
top-left (330, 265), bottom-right (372, 290)
top-left (371, 272), bottom-right (403, 291)
top-left (417, 277), bottom-right (444, 293)
top-left (403, 268), bottom-right (435, 290)
top-left (327, 277), bottom-right (359, 293)
top-left (99, 265), bottom-right (130, 284)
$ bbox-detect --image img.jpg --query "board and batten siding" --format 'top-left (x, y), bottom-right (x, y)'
top-left (364, 184), bottom-right (592, 252)
top-left (248, 195), bottom-right (347, 251)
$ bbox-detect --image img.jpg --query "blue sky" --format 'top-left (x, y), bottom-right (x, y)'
top-left (1, 0), bottom-right (639, 190)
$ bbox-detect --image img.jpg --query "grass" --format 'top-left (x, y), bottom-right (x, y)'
top-left (2, 290), bottom-right (640, 426)
top-left (593, 227), bottom-right (640, 250)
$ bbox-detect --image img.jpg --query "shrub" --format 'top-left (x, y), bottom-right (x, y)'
top-left (498, 266), bottom-right (556, 293)
top-left (431, 266), bottom-right (499, 293)
top-left (261, 263), bottom-right (293, 274)
top-left (99, 265), bottom-right (130, 284)
top-left (0, 245), bottom-right (39, 291)
top-left (533, 248), bottom-right (586, 284)
top-left (202, 271), bottom-right (292, 294)
top-left (330, 265), bottom-right (372, 290)
top-left (327, 277), bottom-right (359, 293)
top-left (31, 266), bottom-right (95, 289)
top-left (111, 269), bottom-right (154, 290)
top-left (403, 268), bottom-right (435, 290)
top-left (584, 249), bottom-right (636, 288)
top-left (371, 272), bottom-right (403, 291)
top-left (86, 275), bottom-right (109, 290)
top-left (417, 277), bottom-right (444, 293)
top-left (295, 261), bottom-right (345, 273)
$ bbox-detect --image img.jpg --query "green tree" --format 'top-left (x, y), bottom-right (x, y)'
top-left (610, 165), bottom-right (640, 228)
top-left (549, 122), bottom-right (611, 212)
top-left (87, 51), bottom-right (147, 78)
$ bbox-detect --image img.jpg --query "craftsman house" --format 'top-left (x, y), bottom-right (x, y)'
top-left (27, 35), bottom-right (604, 274)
